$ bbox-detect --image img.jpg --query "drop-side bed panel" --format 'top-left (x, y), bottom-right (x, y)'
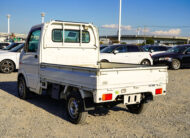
top-left (40, 63), bottom-right (167, 92)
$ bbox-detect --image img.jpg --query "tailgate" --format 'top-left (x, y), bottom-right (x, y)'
top-left (97, 66), bottom-right (168, 90)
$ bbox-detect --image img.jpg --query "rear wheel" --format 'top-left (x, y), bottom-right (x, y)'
top-left (66, 92), bottom-right (87, 124)
top-left (17, 76), bottom-right (31, 99)
top-left (0, 60), bottom-right (15, 73)
top-left (141, 59), bottom-right (151, 66)
top-left (171, 59), bottom-right (181, 70)
top-left (126, 103), bottom-right (144, 114)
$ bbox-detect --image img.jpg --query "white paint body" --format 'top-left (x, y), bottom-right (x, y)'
top-left (19, 21), bottom-right (168, 104)
top-left (100, 52), bottom-right (153, 65)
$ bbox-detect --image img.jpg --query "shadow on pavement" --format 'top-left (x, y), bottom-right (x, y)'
top-left (0, 81), bottom-right (69, 122)
top-left (0, 81), bottom-right (127, 122)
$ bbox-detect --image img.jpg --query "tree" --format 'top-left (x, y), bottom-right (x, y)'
top-left (146, 38), bottom-right (154, 45)
top-left (121, 42), bottom-right (127, 44)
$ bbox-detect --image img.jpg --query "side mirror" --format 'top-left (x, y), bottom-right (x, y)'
top-left (150, 49), bottom-right (154, 53)
top-left (113, 50), bottom-right (119, 54)
top-left (186, 51), bottom-right (190, 55)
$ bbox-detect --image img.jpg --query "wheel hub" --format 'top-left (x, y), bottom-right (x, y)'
top-left (1, 61), bottom-right (13, 73)
top-left (68, 98), bottom-right (79, 119)
top-left (173, 61), bottom-right (180, 68)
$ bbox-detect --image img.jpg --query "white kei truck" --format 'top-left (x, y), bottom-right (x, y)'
top-left (17, 20), bottom-right (168, 124)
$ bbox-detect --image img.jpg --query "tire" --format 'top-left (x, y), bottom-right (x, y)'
top-left (171, 59), bottom-right (181, 70)
top-left (17, 76), bottom-right (31, 99)
top-left (66, 92), bottom-right (87, 124)
top-left (141, 59), bottom-right (151, 66)
top-left (126, 102), bottom-right (146, 114)
top-left (100, 59), bottom-right (109, 62)
top-left (0, 60), bottom-right (15, 73)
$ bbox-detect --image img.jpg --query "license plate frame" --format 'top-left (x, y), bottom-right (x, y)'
top-left (124, 94), bottom-right (141, 105)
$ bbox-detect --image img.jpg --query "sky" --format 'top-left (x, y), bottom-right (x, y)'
top-left (0, 0), bottom-right (190, 36)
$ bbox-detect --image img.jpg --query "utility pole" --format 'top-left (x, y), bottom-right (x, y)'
top-left (118, 0), bottom-right (122, 43)
top-left (143, 25), bottom-right (146, 45)
top-left (41, 12), bottom-right (45, 23)
top-left (7, 14), bottom-right (11, 40)
top-left (137, 27), bottom-right (140, 44)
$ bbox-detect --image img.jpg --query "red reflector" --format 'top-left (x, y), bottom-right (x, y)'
top-left (102, 94), bottom-right (112, 101)
top-left (155, 88), bottom-right (162, 95)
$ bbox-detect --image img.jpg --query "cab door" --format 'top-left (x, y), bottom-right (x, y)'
top-left (21, 28), bottom-right (41, 92)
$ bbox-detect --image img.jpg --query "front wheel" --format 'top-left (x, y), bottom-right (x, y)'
top-left (66, 92), bottom-right (87, 124)
top-left (171, 59), bottom-right (181, 70)
top-left (141, 59), bottom-right (151, 66)
top-left (17, 76), bottom-right (31, 99)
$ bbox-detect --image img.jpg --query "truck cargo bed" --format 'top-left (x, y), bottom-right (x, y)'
top-left (40, 62), bottom-right (168, 91)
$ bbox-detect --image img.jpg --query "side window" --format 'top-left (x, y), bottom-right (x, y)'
top-left (128, 46), bottom-right (140, 52)
top-left (115, 46), bottom-right (128, 53)
top-left (28, 29), bottom-right (41, 52)
top-left (52, 29), bottom-right (90, 43)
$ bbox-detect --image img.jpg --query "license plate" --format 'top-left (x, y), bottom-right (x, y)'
top-left (124, 94), bottom-right (141, 105)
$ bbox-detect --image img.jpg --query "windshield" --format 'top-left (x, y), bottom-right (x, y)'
top-left (9, 43), bottom-right (24, 52)
top-left (166, 46), bottom-right (189, 53)
top-left (100, 45), bottom-right (119, 53)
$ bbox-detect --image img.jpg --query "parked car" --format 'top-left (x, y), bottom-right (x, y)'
top-left (0, 42), bottom-right (22, 51)
top-left (100, 44), bottom-right (153, 65)
top-left (142, 45), bottom-right (172, 56)
top-left (17, 21), bottom-right (167, 124)
top-left (0, 42), bottom-right (11, 49)
top-left (100, 45), bottom-right (108, 50)
top-left (0, 43), bottom-right (24, 73)
top-left (152, 45), bottom-right (190, 70)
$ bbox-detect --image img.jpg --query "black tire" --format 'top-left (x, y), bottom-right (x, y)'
top-left (0, 60), bottom-right (15, 73)
top-left (66, 92), bottom-right (87, 124)
top-left (17, 76), bottom-right (31, 99)
top-left (126, 102), bottom-right (146, 114)
top-left (141, 59), bottom-right (151, 66)
top-left (100, 59), bottom-right (109, 62)
top-left (171, 59), bottom-right (181, 70)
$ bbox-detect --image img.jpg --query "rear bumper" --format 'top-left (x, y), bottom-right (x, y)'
top-left (93, 84), bottom-right (167, 103)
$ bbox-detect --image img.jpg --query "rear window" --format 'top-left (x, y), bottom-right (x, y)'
top-left (52, 29), bottom-right (90, 43)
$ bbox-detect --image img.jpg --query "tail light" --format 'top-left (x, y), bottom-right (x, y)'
top-left (102, 94), bottom-right (112, 101)
top-left (155, 88), bottom-right (162, 95)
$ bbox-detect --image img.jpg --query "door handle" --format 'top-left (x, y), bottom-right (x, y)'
top-left (34, 55), bottom-right (38, 58)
